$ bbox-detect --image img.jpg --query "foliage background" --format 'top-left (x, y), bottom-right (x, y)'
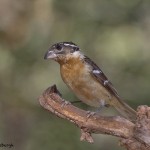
top-left (0, 0), bottom-right (150, 150)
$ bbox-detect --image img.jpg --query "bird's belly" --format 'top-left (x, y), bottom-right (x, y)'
top-left (73, 80), bottom-right (111, 107)
top-left (62, 71), bottom-right (111, 107)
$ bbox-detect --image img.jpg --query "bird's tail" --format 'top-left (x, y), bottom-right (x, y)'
top-left (111, 97), bottom-right (136, 122)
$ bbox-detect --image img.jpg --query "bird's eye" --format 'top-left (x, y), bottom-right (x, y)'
top-left (55, 44), bottom-right (62, 50)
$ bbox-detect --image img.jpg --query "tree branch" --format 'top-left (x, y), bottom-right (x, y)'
top-left (39, 85), bottom-right (150, 150)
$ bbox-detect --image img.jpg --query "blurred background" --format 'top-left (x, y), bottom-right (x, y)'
top-left (0, 0), bottom-right (150, 150)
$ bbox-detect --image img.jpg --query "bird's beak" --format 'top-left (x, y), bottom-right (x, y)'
top-left (44, 50), bottom-right (57, 60)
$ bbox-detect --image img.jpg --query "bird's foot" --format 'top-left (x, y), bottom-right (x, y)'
top-left (61, 100), bottom-right (71, 108)
top-left (86, 111), bottom-right (96, 118)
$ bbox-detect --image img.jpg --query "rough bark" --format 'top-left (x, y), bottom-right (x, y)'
top-left (39, 85), bottom-right (150, 150)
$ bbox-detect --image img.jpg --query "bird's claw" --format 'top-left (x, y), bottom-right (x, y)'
top-left (86, 111), bottom-right (96, 118)
top-left (61, 100), bottom-right (71, 108)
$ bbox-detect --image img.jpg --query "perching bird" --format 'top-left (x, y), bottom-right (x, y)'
top-left (44, 41), bottom-right (136, 121)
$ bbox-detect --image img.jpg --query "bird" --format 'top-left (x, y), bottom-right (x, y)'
top-left (44, 41), bottom-right (136, 121)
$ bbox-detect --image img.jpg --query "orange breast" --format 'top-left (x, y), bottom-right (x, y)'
top-left (60, 57), bottom-right (111, 107)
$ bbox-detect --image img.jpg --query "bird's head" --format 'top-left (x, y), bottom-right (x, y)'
top-left (44, 42), bottom-right (81, 63)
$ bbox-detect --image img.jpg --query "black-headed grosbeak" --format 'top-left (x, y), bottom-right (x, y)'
top-left (44, 42), bottom-right (136, 121)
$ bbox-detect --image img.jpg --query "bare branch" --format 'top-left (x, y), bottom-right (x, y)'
top-left (39, 85), bottom-right (150, 150)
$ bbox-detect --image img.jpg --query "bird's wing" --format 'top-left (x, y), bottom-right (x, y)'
top-left (84, 56), bottom-right (120, 98)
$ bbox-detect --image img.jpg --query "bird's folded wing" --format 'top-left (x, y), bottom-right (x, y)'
top-left (84, 56), bottom-right (120, 99)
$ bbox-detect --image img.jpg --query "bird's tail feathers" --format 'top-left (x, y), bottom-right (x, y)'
top-left (111, 97), bottom-right (136, 122)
